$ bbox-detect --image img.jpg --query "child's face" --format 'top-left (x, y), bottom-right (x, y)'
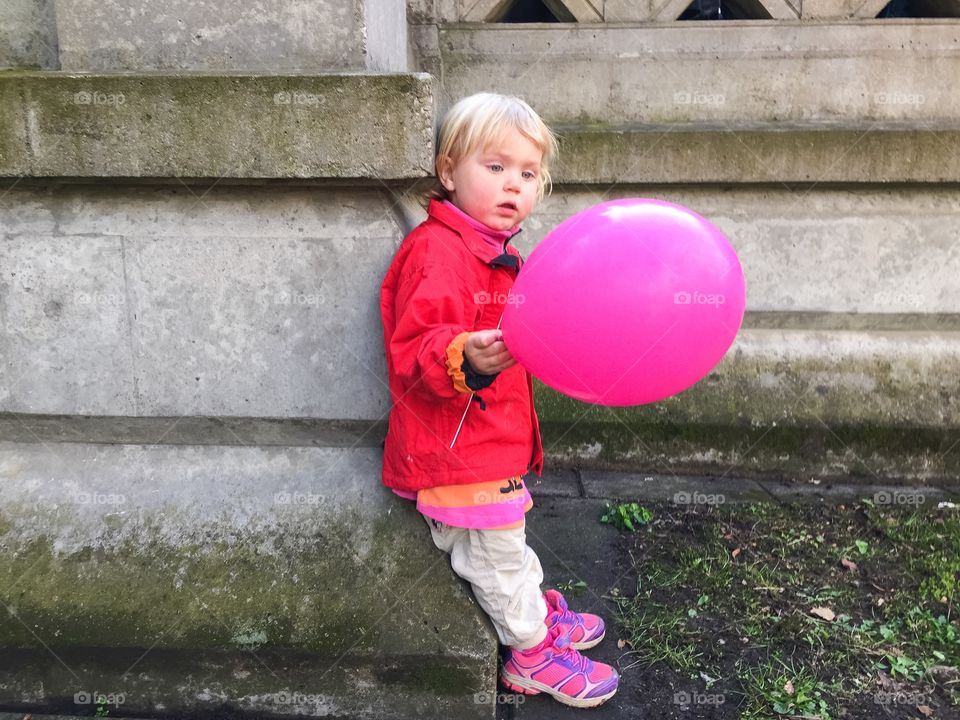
top-left (439, 129), bottom-right (543, 231)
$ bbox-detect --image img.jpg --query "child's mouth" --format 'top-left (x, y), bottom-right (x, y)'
top-left (498, 202), bottom-right (517, 212)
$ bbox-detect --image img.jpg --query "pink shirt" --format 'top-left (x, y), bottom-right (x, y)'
top-left (392, 477), bottom-right (533, 530)
top-left (441, 199), bottom-right (519, 254)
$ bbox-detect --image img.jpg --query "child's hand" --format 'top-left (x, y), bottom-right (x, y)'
top-left (464, 329), bottom-right (517, 375)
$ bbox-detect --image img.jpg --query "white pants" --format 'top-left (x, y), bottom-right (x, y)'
top-left (423, 514), bottom-right (549, 650)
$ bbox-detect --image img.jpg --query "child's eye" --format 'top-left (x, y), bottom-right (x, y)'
top-left (522, 171), bottom-right (537, 180)
top-left (488, 163), bottom-right (503, 172)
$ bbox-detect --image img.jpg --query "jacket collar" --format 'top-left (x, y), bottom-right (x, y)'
top-left (427, 199), bottom-right (523, 271)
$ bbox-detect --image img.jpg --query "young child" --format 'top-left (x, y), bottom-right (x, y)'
top-left (379, 92), bottom-right (619, 708)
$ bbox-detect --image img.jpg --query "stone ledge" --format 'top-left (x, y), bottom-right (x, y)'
top-left (536, 327), bottom-right (960, 430)
top-left (0, 414), bottom-right (387, 447)
top-left (541, 420), bottom-right (960, 484)
top-left (0, 72), bottom-right (434, 179)
top-left (553, 122), bottom-right (960, 184)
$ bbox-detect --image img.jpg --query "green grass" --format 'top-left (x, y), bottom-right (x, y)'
top-left (736, 655), bottom-right (832, 720)
top-left (611, 499), bottom-right (960, 719)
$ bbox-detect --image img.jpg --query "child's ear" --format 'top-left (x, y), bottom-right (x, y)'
top-left (437, 155), bottom-right (455, 192)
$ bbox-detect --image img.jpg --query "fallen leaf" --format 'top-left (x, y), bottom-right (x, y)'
top-left (731, 548), bottom-right (741, 558)
top-left (784, 680), bottom-right (795, 695)
top-left (841, 558), bottom-right (858, 571)
top-left (877, 670), bottom-right (894, 690)
top-left (617, 638), bottom-right (627, 649)
top-left (918, 705), bottom-right (934, 717)
top-left (810, 606), bottom-right (836, 621)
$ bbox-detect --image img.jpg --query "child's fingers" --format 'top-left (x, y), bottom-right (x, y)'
top-left (484, 345), bottom-right (512, 362)
top-left (490, 350), bottom-right (516, 370)
top-left (469, 330), bottom-right (502, 350)
top-left (487, 332), bottom-right (505, 347)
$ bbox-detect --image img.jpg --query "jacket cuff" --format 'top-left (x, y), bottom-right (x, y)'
top-left (445, 332), bottom-right (500, 393)
top-left (445, 332), bottom-right (475, 394)
top-left (463, 354), bottom-right (499, 391)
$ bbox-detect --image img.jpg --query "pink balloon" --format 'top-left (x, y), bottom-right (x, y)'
top-left (501, 198), bottom-right (745, 406)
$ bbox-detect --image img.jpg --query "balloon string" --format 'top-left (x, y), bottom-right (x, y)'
top-left (449, 312), bottom-right (504, 450)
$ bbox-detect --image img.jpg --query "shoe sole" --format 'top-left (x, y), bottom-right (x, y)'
top-left (571, 628), bottom-right (605, 650)
top-left (500, 670), bottom-right (617, 708)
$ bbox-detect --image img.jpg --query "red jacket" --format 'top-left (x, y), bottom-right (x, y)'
top-left (380, 200), bottom-right (544, 491)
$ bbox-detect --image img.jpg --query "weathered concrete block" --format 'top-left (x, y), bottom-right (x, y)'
top-left (0, 186), bottom-right (405, 418)
top-left (54, 0), bottom-right (407, 72)
top-left (0, 72), bottom-right (433, 179)
top-left (366, 0), bottom-right (410, 71)
top-left (0, 0), bottom-right (58, 69)
top-left (0, 441), bottom-right (496, 719)
top-left (431, 23), bottom-right (958, 124)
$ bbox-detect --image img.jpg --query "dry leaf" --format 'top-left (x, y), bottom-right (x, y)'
top-left (810, 606), bottom-right (836, 621)
top-left (617, 638), bottom-right (627, 649)
top-left (841, 558), bottom-right (858, 572)
top-left (783, 680), bottom-right (795, 695)
top-left (918, 705), bottom-right (934, 717)
top-left (731, 548), bottom-right (741, 558)
top-left (877, 670), bottom-right (894, 691)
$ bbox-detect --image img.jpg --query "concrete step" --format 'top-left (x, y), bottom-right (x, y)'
top-left (0, 441), bottom-right (497, 719)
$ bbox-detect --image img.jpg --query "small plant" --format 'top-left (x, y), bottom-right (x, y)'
top-left (600, 502), bottom-right (653, 531)
top-left (557, 579), bottom-right (588, 594)
top-left (885, 652), bottom-right (923, 680)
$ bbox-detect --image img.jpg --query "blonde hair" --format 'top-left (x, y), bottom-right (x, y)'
top-left (425, 92), bottom-right (559, 207)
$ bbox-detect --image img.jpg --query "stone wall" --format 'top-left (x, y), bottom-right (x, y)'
top-left (1, 1), bottom-right (959, 717)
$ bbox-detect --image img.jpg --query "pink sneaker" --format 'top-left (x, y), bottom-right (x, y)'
top-left (544, 589), bottom-right (606, 650)
top-left (500, 625), bottom-right (619, 708)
